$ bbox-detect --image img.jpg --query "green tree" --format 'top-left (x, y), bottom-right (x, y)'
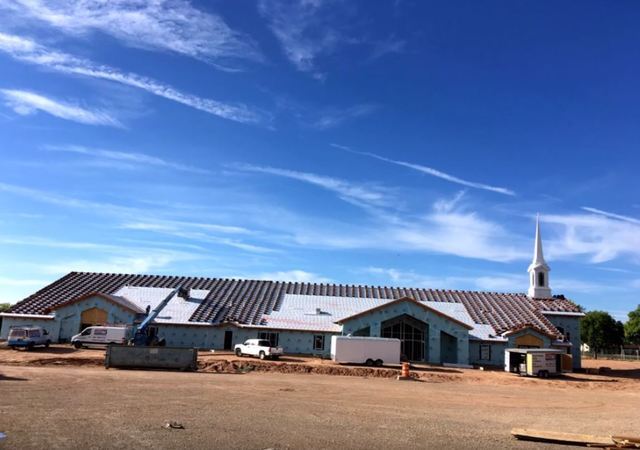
top-left (580, 310), bottom-right (624, 359)
top-left (624, 305), bottom-right (640, 345)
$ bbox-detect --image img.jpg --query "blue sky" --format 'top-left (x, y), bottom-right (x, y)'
top-left (0, 1), bottom-right (638, 320)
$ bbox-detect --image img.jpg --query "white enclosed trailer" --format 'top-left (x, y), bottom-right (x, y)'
top-left (331, 336), bottom-right (401, 366)
top-left (504, 348), bottom-right (564, 377)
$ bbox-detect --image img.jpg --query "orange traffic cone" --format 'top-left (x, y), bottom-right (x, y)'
top-left (397, 361), bottom-right (412, 380)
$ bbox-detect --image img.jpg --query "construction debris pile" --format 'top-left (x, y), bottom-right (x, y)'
top-left (198, 359), bottom-right (421, 379)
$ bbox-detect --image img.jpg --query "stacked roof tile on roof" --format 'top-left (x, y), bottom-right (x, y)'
top-left (8, 271), bottom-right (581, 336)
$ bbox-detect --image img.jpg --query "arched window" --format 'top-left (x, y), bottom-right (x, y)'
top-left (538, 272), bottom-right (545, 287)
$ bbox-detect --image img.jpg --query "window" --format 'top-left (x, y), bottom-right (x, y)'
top-left (9, 329), bottom-right (26, 338)
top-left (28, 330), bottom-right (41, 338)
top-left (258, 332), bottom-right (279, 347)
top-left (313, 335), bottom-right (325, 351)
top-left (538, 272), bottom-right (545, 287)
top-left (353, 327), bottom-right (370, 337)
top-left (94, 329), bottom-right (107, 336)
top-left (479, 344), bottom-right (491, 361)
top-left (81, 328), bottom-right (92, 336)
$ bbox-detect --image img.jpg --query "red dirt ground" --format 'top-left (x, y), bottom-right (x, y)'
top-left (1, 344), bottom-right (638, 390)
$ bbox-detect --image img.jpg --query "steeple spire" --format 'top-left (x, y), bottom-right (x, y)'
top-left (531, 214), bottom-right (548, 269)
top-left (528, 214), bottom-right (551, 298)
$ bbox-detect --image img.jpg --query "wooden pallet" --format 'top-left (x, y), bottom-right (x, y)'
top-left (511, 428), bottom-right (640, 448)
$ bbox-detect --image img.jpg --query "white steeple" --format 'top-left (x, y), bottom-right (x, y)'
top-left (528, 214), bottom-right (552, 298)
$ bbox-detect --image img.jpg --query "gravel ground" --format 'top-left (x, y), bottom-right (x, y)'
top-left (1, 364), bottom-right (639, 450)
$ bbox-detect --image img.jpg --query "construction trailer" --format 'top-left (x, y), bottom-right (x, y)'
top-left (504, 348), bottom-right (569, 377)
top-left (331, 336), bottom-right (401, 366)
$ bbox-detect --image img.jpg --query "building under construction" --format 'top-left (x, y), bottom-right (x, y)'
top-left (0, 220), bottom-right (583, 368)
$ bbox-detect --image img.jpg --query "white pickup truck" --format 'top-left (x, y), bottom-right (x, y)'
top-left (234, 339), bottom-right (283, 360)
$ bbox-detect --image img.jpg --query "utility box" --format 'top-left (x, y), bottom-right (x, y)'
top-left (331, 336), bottom-right (401, 366)
top-left (504, 348), bottom-right (565, 377)
top-left (105, 345), bottom-right (198, 371)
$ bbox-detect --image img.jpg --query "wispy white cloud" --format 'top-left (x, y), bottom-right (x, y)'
top-left (4, 0), bottom-right (262, 69)
top-left (0, 276), bottom-right (48, 287)
top-left (259, 0), bottom-right (339, 79)
top-left (0, 182), bottom-right (271, 254)
top-left (433, 190), bottom-right (466, 213)
top-left (365, 267), bottom-right (625, 296)
top-left (0, 32), bottom-right (266, 124)
top-left (581, 206), bottom-right (640, 225)
top-left (259, 1), bottom-right (406, 78)
top-left (311, 104), bottom-right (377, 129)
top-left (123, 220), bottom-right (251, 236)
top-left (223, 168), bottom-right (524, 261)
top-left (335, 145), bottom-right (516, 196)
top-left (365, 267), bottom-right (525, 292)
top-left (369, 35), bottom-right (406, 61)
top-left (257, 269), bottom-right (332, 283)
top-left (39, 251), bottom-right (196, 276)
top-left (45, 145), bottom-right (211, 174)
top-left (0, 181), bottom-right (132, 215)
top-left (0, 88), bottom-right (121, 126)
top-left (544, 212), bottom-right (640, 263)
top-left (271, 193), bottom-right (525, 262)
top-left (233, 163), bottom-right (392, 208)
top-left (389, 209), bottom-right (526, 261)
top-left (121, 221), bottom-right (274, 254)
top-left (0, 235), bottom-right (206, 282)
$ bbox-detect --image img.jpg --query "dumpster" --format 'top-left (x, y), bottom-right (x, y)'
top-left (105, 345), bottom-right (198, 371)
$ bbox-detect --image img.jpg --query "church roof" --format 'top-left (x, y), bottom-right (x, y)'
top-left (8, 271), bottom-right (581, 337)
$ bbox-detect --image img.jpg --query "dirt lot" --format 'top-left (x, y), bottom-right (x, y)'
top-left (1, 344), bottom-right (639, 390)
top-left (1, 346), bottom-right (639, 449)
top-left (1, 363), bottom-right (639, 450)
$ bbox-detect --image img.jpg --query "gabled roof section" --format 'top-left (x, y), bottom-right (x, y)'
top-left (9, 271), bottom-right (582, 334)
top-left (502, 323), bottom-right (560, 340)
top-left (44, 292), bottom-right (144, 314)
top-left (335, 297), bottom-right (474, 330)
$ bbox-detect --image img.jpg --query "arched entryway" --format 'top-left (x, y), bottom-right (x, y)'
top-left (80, 307), bottom-right (108, 331)
top-left (380, 314), bottom-right (428, 361)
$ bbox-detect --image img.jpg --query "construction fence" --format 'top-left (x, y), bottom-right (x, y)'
top-left (582, 348), bottom-right (640, 361)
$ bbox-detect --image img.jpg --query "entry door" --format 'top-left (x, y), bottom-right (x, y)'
top-left (223, 330), bottom-right (233, 350)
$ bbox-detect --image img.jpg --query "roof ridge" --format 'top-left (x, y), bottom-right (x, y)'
top-left (57, 272), bottom-right (533, 298)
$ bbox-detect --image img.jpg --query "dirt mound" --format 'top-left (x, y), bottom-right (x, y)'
top-left (198, 359), bottom-right (413, 378)
top-left (15, 357), bottom-right (103, 367)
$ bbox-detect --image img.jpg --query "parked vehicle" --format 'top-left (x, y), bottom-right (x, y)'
top-left (8, 326), bottom-right (51, 350)
top-left (504, 348), bottom-right (565, 377)
top-left (331, 336), bottom-right (401, 366)
top-left (71, 326), bottom-right (128, 349)
top-left (234, 339), bottom-right (283, 360)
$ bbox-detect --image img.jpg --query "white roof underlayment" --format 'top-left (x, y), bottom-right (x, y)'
top-left (423, 301), bottom-right (502, 341)
top-left (257, 294), bottom-right (398, 332)
top-left (113, 286), bottom-right (209, 324)
top-left (257, 294), bottom-right (502, 339)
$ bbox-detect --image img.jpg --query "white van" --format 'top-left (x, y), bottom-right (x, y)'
top-left (71, 326), bottom-right (128, 348)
